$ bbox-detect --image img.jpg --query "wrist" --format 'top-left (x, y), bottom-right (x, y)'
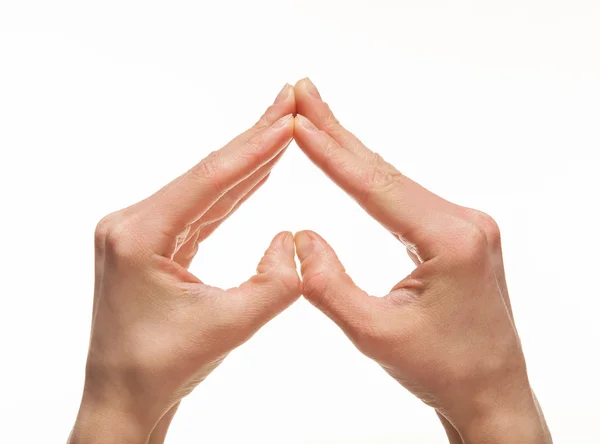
top-left (458, 402), bottom-right (551, 444)
top-left (69, 396), bottom-right (153, 444)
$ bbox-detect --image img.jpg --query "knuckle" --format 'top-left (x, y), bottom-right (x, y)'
top-left (95, 212), bottom-right (126, 252)
top-left (365, 167), bottom-right (403, 200)
top-left (240, 137), bottom-right (266, 165)
top-left (322, 108), bottom-right (340, 130)
top-left (190, 152), bottom-right (224, 190)
top-left (446, 221), bottom-right (490, 267)
top-left (321, 135), bottom-right (341, 160)
top-left (371, 167), bottom-right (403, 191)
top-left (370, 152), bottom-right (387, 165)
top-left (462, 223), bottom-right (489, 252)
top-left (468, 209), bottom-right (502, 249)
top-left (94, 213), bottom-right (116, 247)
top-left (98, 216), bottom-right (142, 261)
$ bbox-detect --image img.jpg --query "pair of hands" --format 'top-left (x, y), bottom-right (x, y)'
top-left (69, 79), bottom-right (551, 444)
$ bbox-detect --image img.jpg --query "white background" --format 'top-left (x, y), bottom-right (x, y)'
top-left (1, 1), bottom-right (599, 443)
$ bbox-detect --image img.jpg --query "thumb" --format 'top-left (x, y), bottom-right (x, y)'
top-left (294, 230), bottom-right (382, 342)
top-left (228, 231), bottom-right (301, 329)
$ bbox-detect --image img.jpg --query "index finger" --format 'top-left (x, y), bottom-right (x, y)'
top-left (140, 85), bottom-right (296, 236)
top-left (294, 114), bottom-right (452, 260)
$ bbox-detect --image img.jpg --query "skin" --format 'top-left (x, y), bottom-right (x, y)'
top-left (68, 84), bottom-right (302, 444)
top-left (69, 79), bottom-right (552, 444)
top-left (292, 78), bottom-right (552, 444)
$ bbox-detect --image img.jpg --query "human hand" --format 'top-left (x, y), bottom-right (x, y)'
top-left (292, 79), bottom-right (552, 444)
top-left (69, 85), bottom-right (302, 444)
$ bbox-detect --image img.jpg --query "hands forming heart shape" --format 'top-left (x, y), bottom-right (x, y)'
top-left (70, 79), bottom-right (552, 444)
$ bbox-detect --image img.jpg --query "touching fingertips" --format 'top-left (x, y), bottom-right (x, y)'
top-left (283, 231), bottom-right (294, 253)
top-left (279, 232), bottom-right (298, 268)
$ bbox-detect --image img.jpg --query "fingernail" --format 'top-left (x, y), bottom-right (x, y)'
top-left (297, 114), bottom-right (318, 131)
top-left (305, 78), bottom-right (322, 99)
top-left (272, 113), bottom-right (293, 129)
top-left (274, 84), bottom-right (291, 105)
top-left (294, 231), bottom-right (313, 259)
top-left (282, 231), bottom-right (294, 250)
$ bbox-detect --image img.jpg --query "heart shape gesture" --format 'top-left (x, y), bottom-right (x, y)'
top-left (69, 79), bottom-right (552, 444)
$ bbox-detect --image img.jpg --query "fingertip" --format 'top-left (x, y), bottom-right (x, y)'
top-left (294, 79), bottom-right (308, 113)
top-left (295, 114), bottom-right (318, 132)
top-left (302, 230), bottom-right (327, 245)
top-left (305, 77), bottom-right (321, 99)
top-left (279, 83), bottom-right (298, 117)
top-left (273, 83), bottom-right (293, 105)
top-left (294, 230), bottom-right (316, 260)
top-left (267, 230), bottom-right (288, 249)
top-left (293, 115), bottom-right (328, 162)
top-left (271, 113), bottom-right (294, 131)
top-left (274, 230), bottom-right (294, 253)
top-left (293, 79), bottom-right (310, 111)
top-left (281, 231), bottom-right (298, 267)
top-left (293, 77), bottom-right (307, 90)
top-left (260, 85), bottom-right (296, 126)
top-left (295, 77), bottom-right (321, 99)
top-left (257, 231), bottom-right (293, 274)
top-left (284, 230), bottom-right (295, 252)
top-left (288, 83), bottom-right (298, 117)
top-left (293, 80), bottom-right (339, 134)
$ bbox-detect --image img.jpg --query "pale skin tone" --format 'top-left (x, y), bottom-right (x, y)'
top-left (69, 80), bottom-right (552, 444)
